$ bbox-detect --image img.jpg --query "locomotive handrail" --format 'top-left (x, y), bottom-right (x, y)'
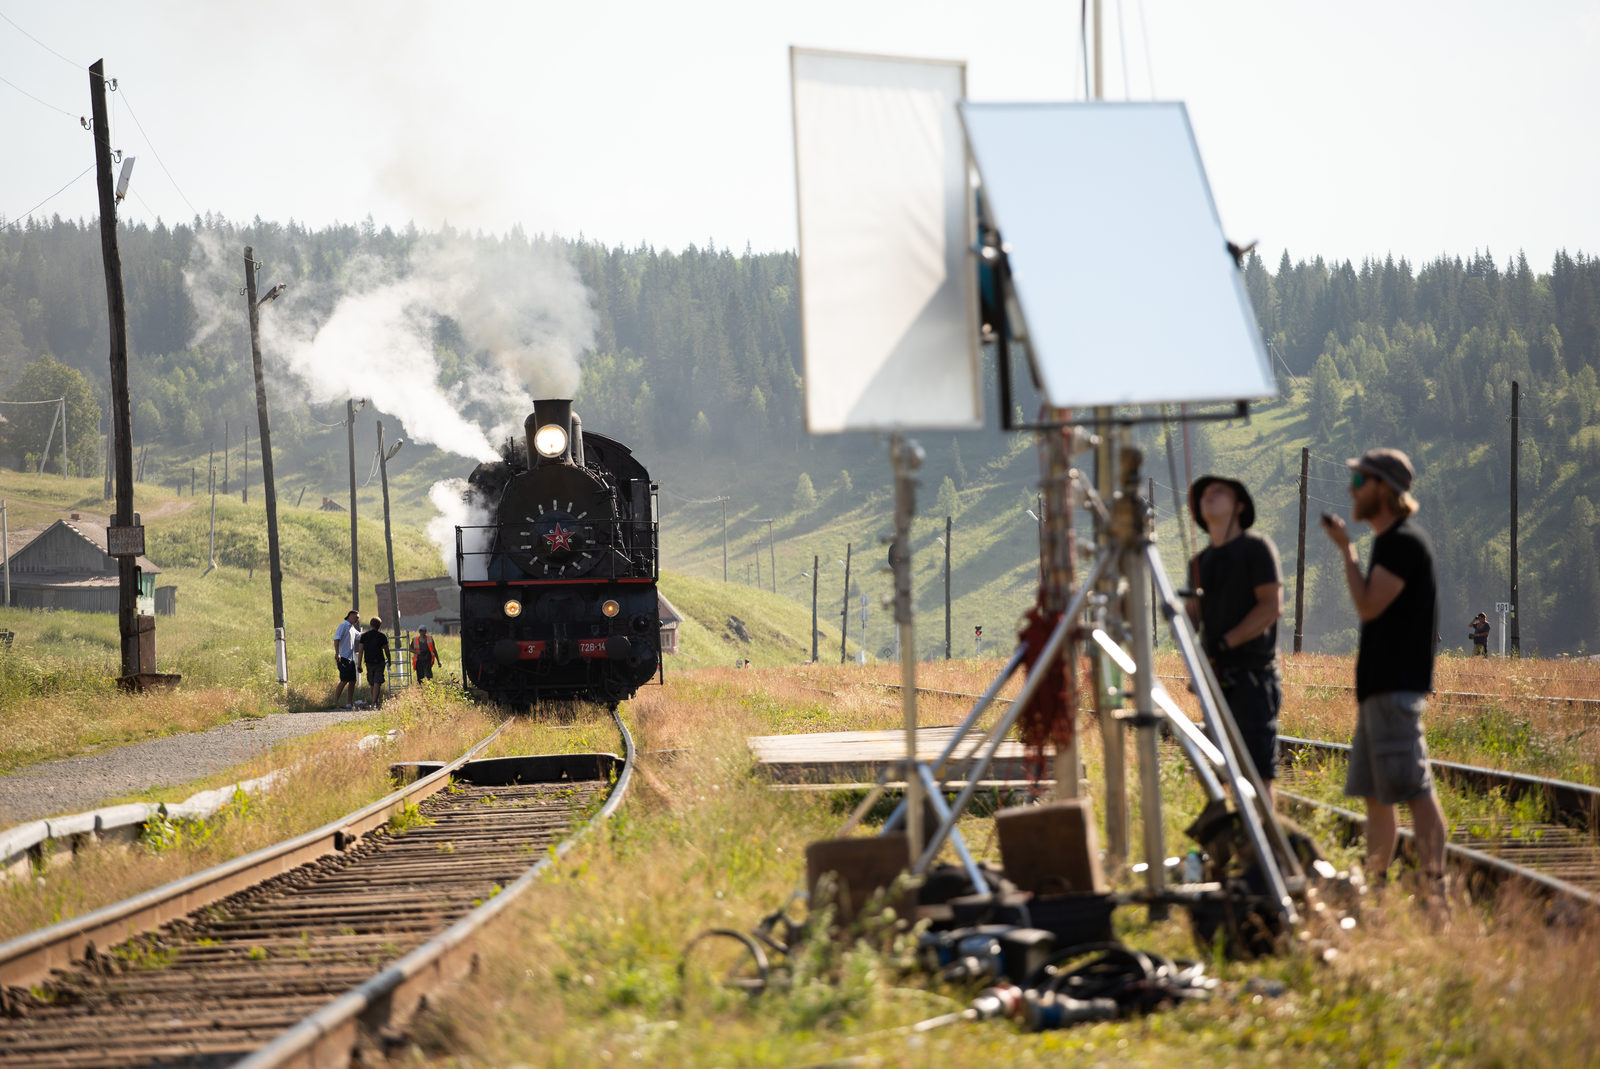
top-left (455, 520), bottom-right (660, 582)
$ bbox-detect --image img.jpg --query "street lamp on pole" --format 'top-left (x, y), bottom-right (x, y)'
top-left (243, 252), bottom-right (288, 690)
top-left (377, 423), bottom-right (404, 652)
top-left (347, 398), bottom-right (365, 615)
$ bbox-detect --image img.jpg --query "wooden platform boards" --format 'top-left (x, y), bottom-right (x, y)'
top-left (748, 726), bottom-right (1043, 790)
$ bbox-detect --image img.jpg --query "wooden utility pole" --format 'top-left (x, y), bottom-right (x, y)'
top-left (944, 515), bottom-right (952, 660)
top-left (347, 399), bottom-right (360, 614)
top-left (223, 419), bottom-right (229, 494)
top-left (242, 423), bottom-right (249, 503)
top-left (719, 496), bottom-right (729, 582)
top-left (1294, 447), bottom-right (1308, 653)
top-left (244, 247), bottom-right (287, 687)
top-left (204, 445), bottom-right (217, 576)
top-left (103, 400), bottom-right (112, 500)
top-left (765, 518), bottom-right (776, 593)
top-left (811, 554), bottom-right (819, 663)
top-left (377, 420), bottom-right (401, 638)
top-left (1510, 380), bottom-right (1521, 656)
top-left (91, 59), bottom-right (139, 678)
top-left (839, 542), bottom-right (852, 663)
top-left (754, 537), bottom-right (762, 591)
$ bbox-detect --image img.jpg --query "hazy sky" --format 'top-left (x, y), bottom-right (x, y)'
top-left (3, 1), bottom-right (1596, 270)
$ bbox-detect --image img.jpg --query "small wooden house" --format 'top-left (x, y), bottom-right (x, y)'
top-left (657, 592), bottom-right (683, 655)
top-left (5, 513), bottom-right (162, 615)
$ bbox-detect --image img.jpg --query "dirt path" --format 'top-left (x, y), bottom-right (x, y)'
top-left (0, 707), bottom-right (377, 828)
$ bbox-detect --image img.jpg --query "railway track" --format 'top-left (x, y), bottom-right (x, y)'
top-left (1278, 736), bottom-right (1600, 908)
top-left (0, 713), bottom-right (635, 1069)
top-left (865, 679), bottom-right (1599, 912)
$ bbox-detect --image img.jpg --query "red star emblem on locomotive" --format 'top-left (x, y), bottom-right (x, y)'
top-left (544, 522), bottom-right (575, 551)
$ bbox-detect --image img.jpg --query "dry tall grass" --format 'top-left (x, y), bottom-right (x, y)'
top-left (410, 665), bottom-right (1600, 1068)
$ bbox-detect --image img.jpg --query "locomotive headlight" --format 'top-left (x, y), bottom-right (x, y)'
top-left (503, 599), bottom-right (523, 618)
top-left (532, 423), bottom-right (568, 458)
top-left (601, 599), bottom-right (621, 618)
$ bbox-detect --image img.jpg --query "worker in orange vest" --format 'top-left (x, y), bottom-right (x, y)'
top-left (410, 627), bottom-right (442, 682)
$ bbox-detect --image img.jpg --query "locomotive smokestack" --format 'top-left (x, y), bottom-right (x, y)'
top-left (570, 412), bottom-right (584, 467)
top-left (527, 399), bottom-right (574, 467)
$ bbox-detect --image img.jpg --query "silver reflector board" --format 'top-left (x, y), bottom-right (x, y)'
top-left (791, 48), bottom-right (981, 433)
top-left (959, 102), bottom-right (1276, 409)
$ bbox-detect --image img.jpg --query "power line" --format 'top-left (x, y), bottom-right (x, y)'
top-left (2, 164), bottom-right (95, 231)
top-left (659, 487), bottom-right (729, 506)
top-left (117, 89), bottom-right (199, 219)
top-left (0, 11), bottom-right (81, 70)
top-left (0, 71), bottom-right (76, 116)
top-left (1307, 450), bottom-right (1351, 470)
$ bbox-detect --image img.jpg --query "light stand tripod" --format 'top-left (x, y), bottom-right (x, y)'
top-left (846, 428), bottom-right (1303, 939)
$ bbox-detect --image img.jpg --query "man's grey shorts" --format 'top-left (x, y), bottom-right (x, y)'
top-left (1345, 691), bottom-right (1434, 805)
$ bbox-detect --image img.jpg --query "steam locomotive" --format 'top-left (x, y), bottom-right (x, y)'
top-left (456, 399), bottom-right (660, 707)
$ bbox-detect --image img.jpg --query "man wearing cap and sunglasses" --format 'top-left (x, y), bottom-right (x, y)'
top-left (1186, 474), bottom-right (1284, 806)
top-left (1321, 447), bottom-right (1449, 903)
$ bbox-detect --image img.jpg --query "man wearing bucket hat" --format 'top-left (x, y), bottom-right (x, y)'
top-left (1321, 447), bottom-right (1449, 904)
top-left (1186, 474), bottom-right (1284, 805)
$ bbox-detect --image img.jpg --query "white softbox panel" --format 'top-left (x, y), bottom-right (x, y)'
top-left (959, 101), bottom-right (1276, 409)
top-left (791, 48), bottom-right (981, 433)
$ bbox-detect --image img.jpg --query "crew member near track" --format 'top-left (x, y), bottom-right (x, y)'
top-left (1469, 612), bottom-right (1491, 656)
top-left (1322, 447), bottom-right (1449, 905)
top-left (332, 609), bottom-right (361, 710)
top-left (410, 626), bottom-right (441, 682)
top-left (1185, 475), bottom-right (1284, 807)
top-left (358, 617), bottom-right (391, 710)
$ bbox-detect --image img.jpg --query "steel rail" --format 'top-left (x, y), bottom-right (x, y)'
top-left (1156, 672), bottom-right (1600, 710)
top-left (233, 706), bottom-right (636, 1069)
top-left (867, 674), bottom-right (1600, 712)
top-left (863, 682), bottom-right (1598, 908)
top-left (1278, 790), bottom-right (1600, 910)
top-left (0, 719), bottom-right (510, 991)
top-left (1280, 735), bottom-right (1600, 830)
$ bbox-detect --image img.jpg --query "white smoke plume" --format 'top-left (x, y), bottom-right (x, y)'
top-left (426, 478), bottom-right (494, 581)
top-left (185, 229), bottom-right (596, 462)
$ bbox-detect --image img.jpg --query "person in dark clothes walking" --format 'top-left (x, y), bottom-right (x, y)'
top-left (358, 617), bottom-right (391, 709)
top-left (1322, 447), bottom-right (1449, 906)
top-left (1185, 475), bottom-right (1284, 807)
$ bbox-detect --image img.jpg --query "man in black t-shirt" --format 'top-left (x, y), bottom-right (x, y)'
top-left (1469, 613), bottom-right (1491, 656)
top-left (357, 617), bottom-right (391, 710)
top-left (1322, 447), bottom-right (1448, 903)
top-left (1186, 475), bottom-right (1283, 805)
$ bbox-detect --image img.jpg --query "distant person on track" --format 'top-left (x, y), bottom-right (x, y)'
top-left (1470, 612), bottom-right (1491, 656)
top-left (333, 609), bottom-right (361, 710)
top-left (410, 627), bottom-right (440, 682)
top-left (1185, 475), bottom-right (1284, 807)
top-left (359, 618), bottom-right (391, 709)
top-left (1321, 447), bottom-right (1449, 907)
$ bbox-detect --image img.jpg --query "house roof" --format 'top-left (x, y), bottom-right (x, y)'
top-left (13, 516), bottom-right (161, 574)
top-left (658, 592), bottom-right (684, 625)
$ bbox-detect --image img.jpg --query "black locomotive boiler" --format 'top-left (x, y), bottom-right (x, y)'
top-left (456, 399), bottom-right (660, 707)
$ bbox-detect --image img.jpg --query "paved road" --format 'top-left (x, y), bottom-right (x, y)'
top-left (0, 708), bottom-right (378, 828)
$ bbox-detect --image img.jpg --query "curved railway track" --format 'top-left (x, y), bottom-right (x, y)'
top-left (0, 712), bottom-right (635, 1069)
top-left (864, 679), bottom-right (1599, 912)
